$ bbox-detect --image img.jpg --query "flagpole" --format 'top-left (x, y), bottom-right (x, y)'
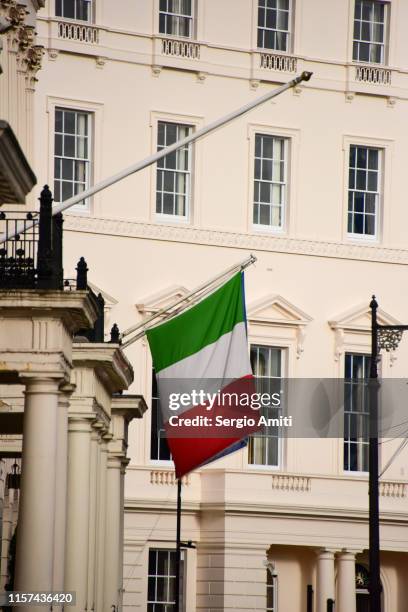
top-left (175, 478), bottom-right (182, 612)
top-left (0, 72), bottom-right (312, 246)
top-left (121, 254), bottom-right (257, 348)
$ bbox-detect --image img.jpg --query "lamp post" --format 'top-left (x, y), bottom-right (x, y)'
top-left (369, 296), bottom-right (408, 612)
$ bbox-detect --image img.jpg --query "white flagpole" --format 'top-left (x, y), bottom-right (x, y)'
top-left (121, 254), bottom-right (256, 348)
top-left (0, 72), bottom-right (312, 245)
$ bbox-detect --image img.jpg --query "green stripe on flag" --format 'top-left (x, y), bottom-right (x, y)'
top-left (146, 272), bottom-right (245, 372)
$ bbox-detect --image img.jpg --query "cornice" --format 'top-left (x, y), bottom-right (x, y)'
top-left (64, 214), bottom-right (408, 266)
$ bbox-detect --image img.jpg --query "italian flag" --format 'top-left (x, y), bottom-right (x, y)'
top-left (146, 272), bottom-right (257, 477)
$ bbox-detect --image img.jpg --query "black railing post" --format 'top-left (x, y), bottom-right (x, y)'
top-left (306, 585), bottom-right (313, 612)
top-left (327, 598), bottom-right (335, 612)
top-left (94, 292), bottom-right (105, 342)
top-left (37, 185), bottom-right (53, 289)
top-left (51, 212), bottom-right (64, 290)
top-left (110, 323), bottom-right (120, 344)
top-left (369, 296), bottom-right (381, 612)
top-left (76, 257), bottom-right (88, 290)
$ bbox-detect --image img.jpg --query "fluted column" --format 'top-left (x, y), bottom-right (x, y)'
top-left (103, 454), bottom-right (123, 612)
top-left (337, 550), bottom-right (356, 612)
top-left (316, 549), bottom-right (336, 612)
top-left (15, 377), bottom-right (60, 596)
top-left (64, 416), bottom-right (93, 611)
top-left (53, 384), bottom-right (75, 593)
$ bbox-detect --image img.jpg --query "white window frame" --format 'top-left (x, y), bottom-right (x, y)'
top-left (352, 0), bottom-right (389, 65)
top-left (343, 352), bottom-right (370, 474)
top-left (149, 111), bottom-right (203, 226)
top-left (257, 0), bottom-right (293, 53)
top-left (147, 548), bottom-right (186, 611)
top-left (150, 368), bottom-right (172, 463)
top-left (347, 144), bottom-right (382, 241)
top-left (158, 0), bottom-right (194, 39)
top-left (342, 135), bottom-right (393, 245)
top-left (253, 134), bottom-right (288, 231)
top-left (248, 124), bottom-right (298, 235)
top-left (156, 120), bottom-right (192, 221)
top-left (55, 0), bottom-right (93, 22)
top-left (248, 344), bottom-right (285, 469)
top-left (53, 107), bottom-right (92, 211)
top-left (47, 96), bottom-right (103, 215)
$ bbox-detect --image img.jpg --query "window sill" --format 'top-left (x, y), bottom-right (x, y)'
top-left (252, 224), bottom-right (287, 236)
top-left (155, 213), bottom-right (191, 225)
top-left (346, 233), bottom-right (379, 245)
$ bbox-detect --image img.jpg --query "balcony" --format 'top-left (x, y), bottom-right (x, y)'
top-left (355, 64), bottom-right (392, 86)
top-left (260, 51), bottom-right (297, 73)
top-left (56, 20), bottom-right (99, 44)
top-left (160, 37), bottom-right (200, 60)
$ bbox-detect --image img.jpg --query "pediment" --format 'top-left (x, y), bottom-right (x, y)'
top-left (248, 294), bottom-right (313, 327)
top-left (329, 303), bottom-right (401, 332)
top-left (136, 285), bottom-right (190, 315)
top-left (88, 282), bottom-right (118, 308)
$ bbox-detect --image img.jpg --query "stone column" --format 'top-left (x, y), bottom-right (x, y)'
top-left (64, 416), bottom-right (93, 611)
top-left (103, 454), bottom-right (123, 612)
top-left (337, 550), bottom-right (356, 612)
top-left (14, 377), bottom-right (60, 594)
top-left (94, 432), bottom-right (110, 612)
top-left (53, 384), bottom-right (75, 593)
top-left (87, 422), bottom-right (102, 612)
top-left (316, 549), bottom-right (336, 612)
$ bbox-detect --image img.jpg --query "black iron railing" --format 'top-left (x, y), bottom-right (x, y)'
top-left (0, 210), bottom-right (39, 289)
top-left (0, 186), bottom-right (63, 290)
top-left (0, 185), bottom-right (121, 344)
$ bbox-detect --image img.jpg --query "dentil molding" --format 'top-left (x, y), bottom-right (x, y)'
top-left (63, 214), bottom-right (408, 265)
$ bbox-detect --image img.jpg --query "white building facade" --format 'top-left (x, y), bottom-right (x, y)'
top-left (32, 1), bottom-right (408, 610)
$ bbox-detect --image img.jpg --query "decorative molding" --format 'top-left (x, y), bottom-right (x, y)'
top-left (330, 303), bottom-right (401, 362)
top-left (250, 79), bottom-right (260, 90)
top-left (136, 285), bottom-right (189, 316)
top-left (248, 295), bottom-right (312, 359)
top-left (47, 48), bottom-right (59, 61)
top-left (387, 96), bottom-right (396, 108)
top-left (196, 70), bottom-right (207, 83)
top-left (345, 91), bottom-right (355, 103)
top-left (150, 470), bottom-right (190, 486)
top-left (151, 64), bottom-right (162, 77)
top-left (95, 55), bottom-right (107, 69)
top-left (379, 481), bottom-right (407, 498)
top-left (63, 214), bottom-right (408, 266)
top-left (271, 474), bottom-right (311, 492)
top-left (329, 303), bottom-right (401, 333)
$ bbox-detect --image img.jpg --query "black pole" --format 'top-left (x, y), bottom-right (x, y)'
top-left (175, 478), bottom-right (182, 612)
top-left (369, 296), bottom-right (381, 612)
top-left (306, 584), bottom-right (313, 612)
top-left (326, 598), bottom-right (334, 612)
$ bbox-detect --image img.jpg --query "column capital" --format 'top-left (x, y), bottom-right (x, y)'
top-left (337, 549), bottom-right (360, 558)
top-left (68, 414), bottom-right (95, 433)
top-left (22, 376), bottom-right (62, 394)
top-left (316, 548), bottom-right (339, 558)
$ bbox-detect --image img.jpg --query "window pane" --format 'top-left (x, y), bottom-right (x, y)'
top-left (253, 135), bottom-right (287, 228)
top-left (156, 122), bottom-right (192, 218)
top-left (54, 108), bottom-right (91, 206)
